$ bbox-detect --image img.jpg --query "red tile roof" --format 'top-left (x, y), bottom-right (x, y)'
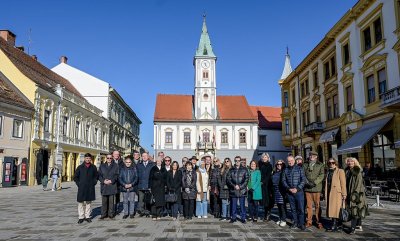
top-left (0, 73), bottom-right (33, 110)
top-left (154, 94), bottom-right (257, 123)
top-left (0, 37), bottom-right (83, 98)
top-left (250, 106), bottom-right (282, 129)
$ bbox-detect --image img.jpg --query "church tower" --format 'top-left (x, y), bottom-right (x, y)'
top-left (194, 15), bottom-right (217, 120)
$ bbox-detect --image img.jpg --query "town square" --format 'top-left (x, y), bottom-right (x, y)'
top-left (1, 0), bottom-right (400, 240)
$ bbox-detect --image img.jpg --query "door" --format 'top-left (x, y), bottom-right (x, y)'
top-left (36, 149), bottom-right (49, 185)
top-left (2, 157), bottom-right (16, 187)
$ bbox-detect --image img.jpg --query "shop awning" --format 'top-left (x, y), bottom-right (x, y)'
top-left (336, 116), bottom-right (392, 155)
top-left (319, 128), bottom-right (339, 143)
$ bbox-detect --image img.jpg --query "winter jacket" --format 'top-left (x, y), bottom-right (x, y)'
top-left (182, 169), bottom-right (197, 200)
top-left (137, 161), bottom-right (155, 190)
top-left (166, 170), bottom-right (182, 204)
top-left (98, 162), bottom-right (119, 196)
top-left (119, 165), bottom-right (138, 192)
top-left (272, 170), bottom-right (286, 204)
top-left (227, 166), bottom-right (249, 197)
top-left (345, 166), bottom-right (368, 219)
top-left (210, 167), bottom-right (221, 189)
top-left (282, 165), bottom-right (306, 192)
top-left (149, 165), bottom-right (167, 207)
top-left (74, 163), bottom-right (98, 202)
top-left (248, 169), bottom-right (262, 200)
top-left (218, 169), bottom-right (230, 200)
top-left (303, 161), bottom-right (325, 193)
top-left (259, 161), bottom-right (274, 208)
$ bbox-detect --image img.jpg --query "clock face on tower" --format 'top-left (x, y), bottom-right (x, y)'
top-left (201, 60), bottom-right (210, 69)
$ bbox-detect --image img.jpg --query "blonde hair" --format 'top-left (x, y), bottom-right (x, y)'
top-left (261, 153), bottom-right (270, 160)
top-left (345, 157), bottom-right (361, 168)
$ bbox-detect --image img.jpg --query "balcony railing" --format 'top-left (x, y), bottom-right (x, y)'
top-left (304, 122), bottom-right (325, 134)
top-left (381, 86), bottom-right (400, 108)
top-left (196, 141), bottom-right (215, 150)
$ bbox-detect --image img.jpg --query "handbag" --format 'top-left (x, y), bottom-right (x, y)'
top-left (144, 191), bottom-right (155, 205)
top-left (165, 191), bottom-right (177, 203)
top-left (339, 200), bottom-right (350, 222)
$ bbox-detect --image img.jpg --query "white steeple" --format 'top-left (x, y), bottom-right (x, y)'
top-left (280, 47), bottom-right (292, 80)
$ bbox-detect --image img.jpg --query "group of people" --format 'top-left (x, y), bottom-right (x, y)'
top-left (73, 150), bottom-right (368, 235)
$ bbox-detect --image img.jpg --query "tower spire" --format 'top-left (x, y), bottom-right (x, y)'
top-left (195, 14), bottom-right (216, 58)
top-left (280, 46), bottom-right (292, 80)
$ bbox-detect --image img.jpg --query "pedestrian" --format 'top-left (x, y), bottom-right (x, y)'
top-left (325, 157), bottom-right (346, 232)
top-left (210, 157), bottom-right (222, 218)
top-left (178, 157), bottom-right (188, 215)
top-left (132, 150), bottom-right (141, 166)
top-left (137, 152), bottom-right (155, 216)
top-left (259, 153), bottom-right (274, 221)
top-left (345, 157), bottom-right (368, 235)
top-left (99, 153), bottom-right (119, 220)
top-left (196, 159), bottom-right (209, 218)
top-left (182, 162), bottom-right (197, 220)
top-left (163, 156), bottom-right (173, 217)
top-left (218, 158), bottom-right (232, 221)
top-left (42, 175), bottom-right (49, 191)
top-left (167, 161), bottom-right (182, 220)
top-left (282, 155), bottom-right (306, 230)
top-left (190, 156), bottom-right (198, 171)
top-left (303, 151), bottom-right (325, 229)
top-left (248, 160), bottom-right (262, 222)
top-left (112, 150), bottom-right (123, 214)
top-left (149, 157), bottom-right (167, 220)
top-left (295, 155), bottom-right (304, 167)
top-left (50, 166), bottom-right (60, 191)
top-left (272, 160), bottom-right (287, 227)
top-left (227, 156), bottom-right (249, 223)
top-left (119, 156), bottom-right (138, 219)
top-left (74, 153), bottom-right (98, 224)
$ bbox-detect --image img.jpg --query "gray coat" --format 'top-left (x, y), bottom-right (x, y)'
top-left (98, 162), bottom-right (119, 196)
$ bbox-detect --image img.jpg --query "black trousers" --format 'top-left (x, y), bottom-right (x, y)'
top-left (101, 195), bottom-right (115, 218)
top-left (351, 217), bottom-right (362, 228)
top-left (210, 192), bottom-right (220, 215)
top-left (151, 205), bottom-right (163, 218)
top-left (184, 199), bottom-right (195, 218)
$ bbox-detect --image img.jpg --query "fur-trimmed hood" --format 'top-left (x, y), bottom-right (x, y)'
top-left (346, 166), bottom-right (361, 176)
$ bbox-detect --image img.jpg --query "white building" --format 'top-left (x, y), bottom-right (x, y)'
top-left (52, 58), bottom-right (142, 156)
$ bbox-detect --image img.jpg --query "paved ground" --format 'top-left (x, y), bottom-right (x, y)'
top-left (1, 182), bottom-right (400, 241)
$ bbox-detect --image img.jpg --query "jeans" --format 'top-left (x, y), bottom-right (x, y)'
top-left (51, 177), bottom-right (58, 190)
top-left (351, 217), bottom-right (362, 228)
top-left (248, 199), bottom-right (260, 219)
top-left (231, 196), bottom-right (246, 221)
top-left (221, 199), bottom-right (230, 218)
top-left (287, 191), bottom-right (305, 226)
top-left (183, 199), bottom-right (195, 218)
top-left (123, 191), bottom-right (136, 215)
top-left (277, 203), bottom-right (287, 221)
top-left (171, 203), bottom-right (179, 218)
top-left (196, 192), bottom-right (208, 217)
top-left (101, 195), bottom-right (115, 218)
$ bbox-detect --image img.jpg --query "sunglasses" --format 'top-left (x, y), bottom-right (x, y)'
top-left (126, 162), bottom-right (132, 164)
top-left (328, 162), bottom-right (335, 164)
top-left (106, 157), bottom-right (112, 159)
top-left (276, 163), bottom-right (283, 166)
top-left (165, 159), bottom-right (171, 162)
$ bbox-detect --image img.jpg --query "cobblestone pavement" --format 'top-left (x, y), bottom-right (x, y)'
top-left (1, 182), bottom-right (400, 241)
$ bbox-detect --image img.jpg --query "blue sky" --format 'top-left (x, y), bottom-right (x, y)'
top-left (1, 0), bottom-right (356, 152)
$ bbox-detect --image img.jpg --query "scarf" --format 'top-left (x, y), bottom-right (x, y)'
top-left (186, 171), bottom-right (192, 186)
top-left (199, 167), bottom-right (206, 173)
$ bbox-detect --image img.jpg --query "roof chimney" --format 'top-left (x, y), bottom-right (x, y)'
top-left (60, 56), bottom-right (68, 64)
top-left (0, 30), bottom-right (16, 46)
top-left (32, 55), bottom-right (38, 61)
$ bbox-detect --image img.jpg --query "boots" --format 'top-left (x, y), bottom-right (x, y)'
top-left (264, 210), bottom-right (270, 222)
top-left (326, 219), bottom-right (338, 232)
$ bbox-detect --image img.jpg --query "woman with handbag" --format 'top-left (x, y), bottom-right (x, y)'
top-left (218, 158), bottom-right (232, 221)
top-left (182, 162), bottom-right (197, 220)
top-left (247, 160), bottom-right (262, 222)
top-left (167, 161), bottom-right (182, 220)
top-left (149, 157), bottom-right (167, 220)
top-left (325, 157), bottom-right (347, 232)
top-left (345, 157), bottom-right (368, 235)
top-left (272, 159), bottom-right (287, 227)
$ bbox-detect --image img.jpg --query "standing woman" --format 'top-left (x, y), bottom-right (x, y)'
top-left (325, 157), bottom-right (346, 232)
top-left (345, 157), bottom-right (367, 234)
top-left (248, 160), bottom-right (262, 222)
top-left (149, 157), bottom-right (167, 220)
top-left (167, 161), bottom-right (182, 220)
top-left (272, 160), bottom-right (287, 227)
top-left (218, 158), bottom-right (232, 221)
top-left (259, 153), bottom-right (274, 221)
top-left (196, 160), bottom-right (209, 218)
top-left (182, 162), bottom-right (197, 220)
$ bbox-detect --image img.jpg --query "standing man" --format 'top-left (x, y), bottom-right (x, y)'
top-left (112, 150), bottom-right (123, 214)
top-left (190, 156), bottom-right (198, 171)
top-left (158, 151), bottom-right (165, 161)
top-left (133, 150), bottom-right (141, 165)
top-left (180, 157), bottom-right (188, 174)
top-left (259, 153), bottom-right (274, 221)
top-left (50, 165), bottom-right (60, 191)
top-left (303, 151), bottom-right (325, 229)
top-left (136, 152), bottom-right (155, 216)
top-left (282, 155), bottom-right (306, 230)
top-left (119, 156), bottom-right (138, 219)
top-left (99, 153), bottom-right (119, 220)
top-left (74, 153), bottom-right (98, 224)
top-left (227, 156), bottom-right (249, 223)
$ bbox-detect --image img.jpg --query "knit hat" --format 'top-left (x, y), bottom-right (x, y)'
top-left (294, 155), bottom-right (303, 161)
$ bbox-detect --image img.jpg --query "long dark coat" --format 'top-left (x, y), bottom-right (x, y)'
top-left (182, 169), bottom-right (197, 200)
top-left (218, 169), bottom-right (230, 199)
top-left (74, 163), bottom-right (98, 202)
top-left (259, 161), bottom-right (274, 208)
top-left (227, 166), bottom-right (249, 197)
top-left (149, 165), bottom-right (167, 207)
top-left (166, 170), bottom-right (182, 204)
top-left (98, 162), bottom-right (119, 196)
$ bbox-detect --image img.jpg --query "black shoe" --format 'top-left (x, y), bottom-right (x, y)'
top-left (229, 219), bottom-right (236, 223)
top-left (253, 219), bottom-right (258, 223)
top-left (240, 219), bottom-right (246, 224)
top-left (299, 225), bottom-right (306, 231)
top-left (85, 218), bottom-right (92, 223)
top-left (99, 216), bottom-right (107, 220)
top-left (349, 228), bottom-right (356, 235)
top-left (77, 219), bottom-right (84, 224)
top-left (130, 214), bottom-right (135, 219)
top-left (290, 223), bottom-right (298, 229)
top-left (139, 213), bottom-right (145, 217)
top-left (109, 216), bottom-right (115, 220)
top-left (123, 215), bottom-right (129, 219)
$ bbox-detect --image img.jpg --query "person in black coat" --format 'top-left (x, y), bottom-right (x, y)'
top-left (149, 157), bottom-right (167, 220)
top-left (74, 153), bottom-right (98, 224)
top-left (112, 150), bottom-right (124, 214)
top-left (259, 152), bottom-right (274, 221)
top-left (182, 161), bottom-right (197, 219)
top-left (166, 161), bottom-right (182, 220)
top-left (99, 153), bottom-right (120, 219)
top-left (136, 152), bottom-right (155, 216)
top-left (227, 156), bottom-right (249, 223)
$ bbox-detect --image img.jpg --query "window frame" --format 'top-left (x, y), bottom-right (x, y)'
top-left (283, 91), bottom-right (289, 107)
top-left (239, 132), bottom-right (246, 144)
top-left (284, 119), bottom-right (290, 135)
top-left (12, 119), bottom-right (24, 139)
top-left (345, 85), bottom-right (353, 112)
top-left (165, 131), bottom-right (173, 144)
top-left (0, 115), bottom-right (3, 136)
top-left (183, 131), bottom-right (191, 144)
top-left (44, 110), bottom-right (51, 133)
top-left (315, 104), bottom-right (321, 122)
top-left (359, 5), bottom-right (384, 55)
top-left (259, 135), bottom-right (266, 147)
top-left (313, 70), bottom-right (319, 90)
top-left (221, 132), bottom-right (228, 144)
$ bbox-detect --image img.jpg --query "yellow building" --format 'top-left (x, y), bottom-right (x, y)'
top-left (279, 0), bottom-right (400, 172)
top-left (0, 30), bottom-right (109, 186)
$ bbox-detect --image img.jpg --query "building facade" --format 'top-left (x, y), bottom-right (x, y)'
top-left (52, 58), bottom-right (141, 156)
top-left (0, 31), bottom-right (109, 186)
top-left (154, 17), bottom-right (259, 163)
top-left (279, 0), bottom-right (400, 171)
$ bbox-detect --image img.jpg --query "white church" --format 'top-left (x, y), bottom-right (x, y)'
top-left (154, 17), bottom-right (289, 164)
